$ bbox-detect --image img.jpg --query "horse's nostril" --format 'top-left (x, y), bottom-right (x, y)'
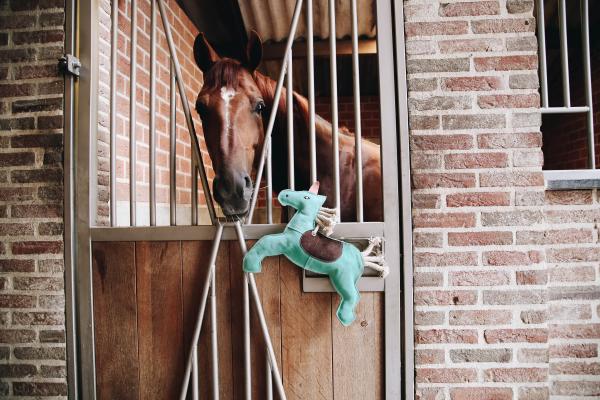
top-left (244, 175), bottom-right (252, 188)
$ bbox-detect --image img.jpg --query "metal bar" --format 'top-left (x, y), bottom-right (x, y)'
top-left (581, 0), bottom-right (595, 169)
top-left (129, 0), bottom-right (137, 226)
top-left (541, 106), bottom-right (590, 114)
top-left (387, 0), bottom-right (410, 397)
top-left (109, 0), bottom-right (118, 226)
top-left (306, 0), bottom-right (317, 183)
top-left (76, 0), bottom-right (100, 396)
top-left (558, 0), bottom-right (570, 107)
top-left (266, 146), bottom-right (273, 224)
top-left (149, 0), bottom-right (157, 226)
top-left (246, 0), bottom-right (304, 223)
top-left (192, 162), bottom-right (198, 225)
top-left (351, 0), bottom-right (363, 222)
top-left (179, 224), bottom-right (224, 400)
top-left (210, 266), bottom-right (219, 400)
top-left (329, 0), bottom-right (341, 216)
top-left (265, 360), bottom-right (273, 400)
top-left (157, 0), bottom-right (217, 224)
top-left (170, 62), bottom-right (177, 225)
top-left (234, 223), bottom-right (287, 400)
top-left (537, 0), bottom-right (549, 108)
top-left (63, 0), bottom-right (79, 395)
top-left (287, 51), bottom-right (295, 190)
top-left (90, 221), bottom-right (385, 242)
top-left (243, 267), bottom-right (251, 399)
top-left (192, 347), bottom-right (199, 400)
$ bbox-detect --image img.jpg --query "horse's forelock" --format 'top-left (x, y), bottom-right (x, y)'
top-left (202, 59), bottom-right (244, 92)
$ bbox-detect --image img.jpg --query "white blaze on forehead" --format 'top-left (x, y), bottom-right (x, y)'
top-left (220, 86), bottom-right (236, 133)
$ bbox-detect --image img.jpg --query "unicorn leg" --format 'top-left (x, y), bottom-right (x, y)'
top-left (330, 268), bottom-right (361, 326)
top-left (360, 237), bottom-right (382, 257)
top-left (243, 233), bottom-right (288, 273)
top-left (364, 261), bottom-right (390, 278)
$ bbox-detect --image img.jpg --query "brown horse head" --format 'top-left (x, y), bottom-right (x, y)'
top-left (193, 31), bottom-right (265, 216)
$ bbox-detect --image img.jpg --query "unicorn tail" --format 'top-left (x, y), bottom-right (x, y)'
top-left (361, 237), bottom-right (389, 278)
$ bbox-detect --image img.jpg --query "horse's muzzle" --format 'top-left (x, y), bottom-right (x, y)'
top-left (213, 172), bottom-right (253, 216)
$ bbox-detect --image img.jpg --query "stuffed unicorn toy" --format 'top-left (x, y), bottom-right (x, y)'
top-left (243, 182), bottom-right (388, 326)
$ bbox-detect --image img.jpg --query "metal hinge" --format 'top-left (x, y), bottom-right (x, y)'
top-left (58, 54), bottom-right (81, 77)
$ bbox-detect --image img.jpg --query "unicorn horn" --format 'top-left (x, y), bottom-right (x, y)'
top-left (309, 181), bottom-right (320, 194)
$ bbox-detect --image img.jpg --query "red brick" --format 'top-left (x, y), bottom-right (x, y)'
top-left (407, 58), bottom-right (470, 74)
top-left (481, 210), bottom-right (543, 226)
top-left (405, 21), bottom-right (469, 37)
top-left (11, 205), bottom-right (62, 218)
top-left (412, 194), bottom-right (441, 209)
top-left (442, 114), bottom-right (505, 130)
top-left (518, 348), bottom-right (548, 363)
top-left (439, 38), bottom-right (503, 54)
top-left (485, 329), bottom-right (548, 343)
top-left (547, 247), bottom-right (600, 263)
top-left (483, 290), bottom-right (546, 305)
top-left (0, 329), bottom-right (36, 343)
top-left (549, 304), bottom-right (592, 320)
top-left (549, 266), bottom-right (596, 283)
top-left (409, 115), bottom-right (440, 130)
top-left (545, 190), bottom-right (592, 205)
top-left (445, 152), bottom-right (508, 169)
top-left (516, 270), bottom-right (548, 285)
top-left (12, 312), bottom-right (64, 326)
top-left (0, 152), bottom-right (36, 167)
top-left (11, 240), bottom-right (62, 255)
top-left (412, 134), bottom-right (473, 150)
top-left (13, 277), bottom-right (64, 291)
top-left (417, 368), bottom-right (477, 383)
top-left (448, 231), bottom-right (512, 246)
top-left (442, 76), bottom-right (503, 91)
top-left (415, 251), bottom-right (479, 269)
top-left (413, 173), bottom-right (476, 189)
top-left (484, 250), bottom-right (543, 266)
top-left (415, 311), bottom-right (445, 325)
top-left (474, 55), bottom-right (538, 71)
top-left (520, 310), bottom-right (547, 324)
top-left (414, 232), bottom-right (443, 248)
top-left (549, 344), bottom-right (598, 359)
top-left (0, 364), bottom-right (37, 378)
top-left (415, 290), bottom-right (477, 306)
top-left (550, 362), bottom-right (600, 376)
top-left (450, 271), bottom-right (510, 286)
top-left (416, 349), bottom-right (445, 365)
top-left (0, 83), bottom-right (37, 98)
top-left (414, 272), bottom-right (444, 287)
top-left (0, 223), bottom-right (34, 236)
top-left (13, 382), bottom-right (67, 397)
top-left (13, 346), bottom-right (65, 360)
top-left (478, 132), bottom-right (542, 148)
top-left (485, 368), bottom-right (547, 382)
top-left (11, 168), bottom-right (62, 184)
top-left (0, 260), bottom-right (35, 273)
top-left (411, 153), bottom-right (442, 169)
top-left (480, 171), bottom-right (544, 187)
top-left (478, 94), bottom-right (540, 109)
top-left (416, 329), bottom-right (478, 344)
top-left (0, 294), bottom-right (36, 308)
top-left (439, 1), bottom-right (500, 16)
top-left (451, 388), bottom-right (512, 400)
top-left (450, 349), bottom-right (512, 363)
top-left (450, 310), bottom-right (512, 325)
top-left (472, 18), bottom-right (535, 34)
top-left (447, 192), bottom-right (510, 207)
top-left (413, 212), bottom-right (476, 228)
top-left (507, 0), bottom-right (534, 14)
top-left (551, 381), bottom-right (600, 397)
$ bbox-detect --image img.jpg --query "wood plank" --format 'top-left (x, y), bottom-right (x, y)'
top-left (280, 258), bottom-right (334, 400)
top-left (182, 240), bottom-right (234, 400)
top-left (332, 292), bottom-right (384, 399)
top-left (136, 241), bottom-right (184, 400)
top-left (92, 242), bottom-right (139, 400)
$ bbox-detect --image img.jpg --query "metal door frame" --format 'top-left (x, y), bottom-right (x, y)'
top-left (63, 0), bottom-right (414, 398)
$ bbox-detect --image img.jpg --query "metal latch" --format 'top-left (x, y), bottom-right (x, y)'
top-left (58, 54), bottom-right (81, 77)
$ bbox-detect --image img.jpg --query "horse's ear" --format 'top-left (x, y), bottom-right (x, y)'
top-left (244, 30), bottom-right (263, 72)
top-left (194, 32), bottom-right (220, 73)
top-left (309, 181), bottom-right (320, 194)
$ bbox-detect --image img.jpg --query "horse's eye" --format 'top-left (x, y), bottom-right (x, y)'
top-left (254, 101), bottom-right (266, 114)
top-left (304, 196), bottom-right (310, 199)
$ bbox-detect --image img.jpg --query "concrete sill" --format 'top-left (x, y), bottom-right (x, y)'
top-left (544, 170), bottom-right (600, 190)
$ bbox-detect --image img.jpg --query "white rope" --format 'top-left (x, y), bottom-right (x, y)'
top-left (313, 206), bottom-right (338, 236)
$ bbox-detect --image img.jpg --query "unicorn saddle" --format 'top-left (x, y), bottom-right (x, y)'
top-left (300, 231), bottom-right (343, 262)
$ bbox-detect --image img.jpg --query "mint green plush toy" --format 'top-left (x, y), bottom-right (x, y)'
top-left (243, 182), bottom-right (388, 326)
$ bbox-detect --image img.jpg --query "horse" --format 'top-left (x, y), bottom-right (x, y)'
top-left (242, 182), bottom-right (388, 326)
top-left (193, 31), bottom-right (383, 222)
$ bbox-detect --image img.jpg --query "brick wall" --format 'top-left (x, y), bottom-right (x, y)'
top-left (405, 1), bottom-right (551, 399)
top-left (0, 0), bottom-right (67, 397)
top-left (96, 0), bottom-right (208, 226)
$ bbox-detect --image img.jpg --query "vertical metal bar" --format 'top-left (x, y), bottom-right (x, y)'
top-left (581, 0), bottom-right (595, 169)
top-left (179, 224), bottom-right (224, 400)
top-left (265, 360), bottom-right (273, 400)
top-left (109, 0), bottom-right (118, 226)
top-left (558, 0), bottom-right (570, 107)
top-left (63, 0), bottom-right (79, 395)
top-left (149, 0), bottom-right (157, 226)
top-left (234, 223), bottom-right (287, 400)
top-left (246, 0), bottom-right (304, 223)
top-left (351, 0), bottom-right (363, 222)
top-left (192, 347), bottom-right (199, 400)
top-left (129, 0), bottom-right (137, 226)
top-left (306, 0), bottom-right (317, 183)
top-left (536, 0), bottom-right (549, 108)
top-left (328, 0), bottom-right (340, 217)
top-left (266, 146), bottom-right (273, 224)
top-left (75, 0), bottom-right (100, 396)
top-left (287, 52), bottom-right (295, 190)
top-left (170, 62), bottom-right (177, 225)
top-left (192, 162), bottom-right (198, 225)
top-left (243, 270), bottom-right (251, 400)
top-left (157, 0), bottom-right (217, 224)
top-left (210, 267), bottom-right (219, 400)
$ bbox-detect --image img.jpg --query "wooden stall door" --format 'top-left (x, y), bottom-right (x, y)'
top-left (93, 241), bottom-right (383, 400)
